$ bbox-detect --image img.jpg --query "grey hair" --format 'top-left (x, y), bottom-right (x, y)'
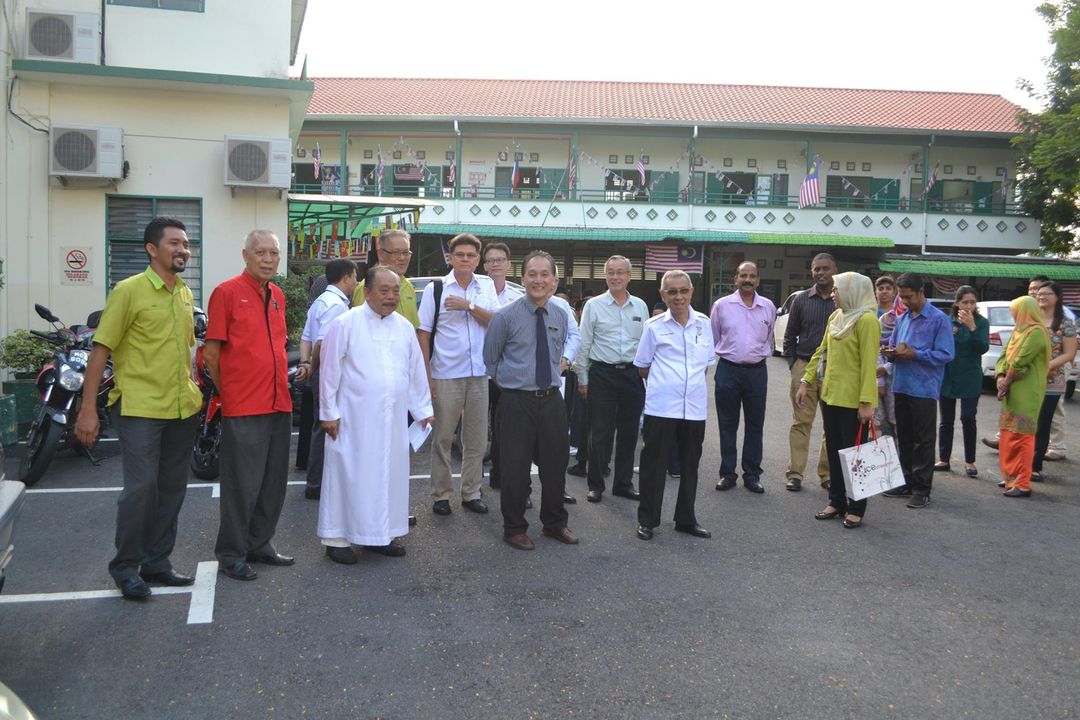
top-left (244, 229), bottom-right (279, 251)
top-left (606, 255), bottom-right (632, 273)
top-left (660, 270), bottom-right (692, 288)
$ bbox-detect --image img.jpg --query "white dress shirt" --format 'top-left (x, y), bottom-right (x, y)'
top-left (301, 285), bottom-right (351, 344)
top-left (418, 270), bottom-right (498, 379)
top-left (634, 310), bottom-right (716, 421)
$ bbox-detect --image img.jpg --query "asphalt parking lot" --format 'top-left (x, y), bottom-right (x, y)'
top-left (2, 356), bottom-right (1079, 719)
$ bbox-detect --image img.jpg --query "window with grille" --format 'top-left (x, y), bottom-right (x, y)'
top-left (106, 196), bottom-right (203, 304)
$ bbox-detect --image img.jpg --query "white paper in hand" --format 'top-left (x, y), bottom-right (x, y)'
top-left (408, 419), bottom-right (432, 452)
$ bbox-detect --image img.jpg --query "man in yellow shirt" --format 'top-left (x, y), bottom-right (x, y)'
top-left (352, 229), bottom-right (419, 328)
top-left (75, 217), bottom-right (203, 601)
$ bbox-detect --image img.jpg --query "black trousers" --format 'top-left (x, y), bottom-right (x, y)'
top-left (894, 393), bottom-right (937, 498)
top-left (487, 380), bottom-right (503, 487)
top-left (637, 415), bottom-right (705, 528)
top-left (496, 389), bottom-right (569, 536)
top-left (305, 369), bottom-right (325, 491)
top-left (109, 405), bottom-right (199, 583)
top-left (295, 385), bottom-right (314, 469)
top-left (1033, 394), bottom-right (1061, 472)
top-left (215, 412), bottom-right (291, 565)
top-left (587, 364), bottom-right (644, 493)
top-left (820, 403), bottom-right (869, 517)
top-left (938, 395), bottom-right (979, 464)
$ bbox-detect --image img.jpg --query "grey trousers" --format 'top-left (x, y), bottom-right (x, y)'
top-left (305, 369), bottom-right (325, 491)
top-left (215, 412), bottom-right (291, 565)
top-left (109, 405), bottom-right (199, 583)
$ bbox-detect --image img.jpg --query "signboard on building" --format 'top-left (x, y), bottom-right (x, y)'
top-left (61, 247), bottom-right (92, 285)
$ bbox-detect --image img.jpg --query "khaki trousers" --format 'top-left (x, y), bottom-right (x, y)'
top-left (787, 358), bottom-right (830, 483)
top-left (430, 376), bottom-right (489, 502)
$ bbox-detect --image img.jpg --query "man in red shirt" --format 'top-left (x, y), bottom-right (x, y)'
top-left (204, 229), bottom-right (295, 581)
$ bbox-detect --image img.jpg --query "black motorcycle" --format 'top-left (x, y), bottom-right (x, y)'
top-left (19, 304), bottom-right (113, 487)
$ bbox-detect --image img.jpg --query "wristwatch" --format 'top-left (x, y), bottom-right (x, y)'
top-left (468, 302), bottom-right (475, 312)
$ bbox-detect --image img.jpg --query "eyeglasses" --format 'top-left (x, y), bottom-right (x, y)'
top-left (452, 252), bottom-right (479, 260)
top-left (484, 256), bottom-right (508, 265)
top-left (381, 249), bottom-right (413, 257)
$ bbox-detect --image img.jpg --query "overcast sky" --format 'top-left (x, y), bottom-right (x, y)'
top-left (291, 0), bottom-right (1055, 111)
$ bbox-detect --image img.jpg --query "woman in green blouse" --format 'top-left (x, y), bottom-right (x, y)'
top-left (796, 272), bottom-right (880, 528)
top-left (994, 295), bottom-right (1050, 497)
top-left (935, 286), bottom-right (990, 477)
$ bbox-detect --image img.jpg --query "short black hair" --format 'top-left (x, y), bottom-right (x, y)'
top-left (483, 241), bottom-right (511, 262)
top-left (811, 252), bottom-right (836, 266)
top-left (1029, 275), bottom-right (1050, 284)
top-left (325, 259), bottom-right (357, 285)
top-left (143, 217), bottom-right (186, 260)
top-left (448, 233), bottom-right (481, 253)
top-left (522, 250), bottom-right (557, 276)
top-left (895, 272), bottom-right (924, 292)
top-left (875, 275), bottom-right (895, 289)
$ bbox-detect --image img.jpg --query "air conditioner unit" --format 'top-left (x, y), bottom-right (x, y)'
top-left (224, 136), bottom-right (292, 189)
top-left (25, 10), bottom-right (100, 64)
top-left (49, 125), bottom-right (124, 181)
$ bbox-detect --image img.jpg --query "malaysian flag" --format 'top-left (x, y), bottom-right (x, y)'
top-left (510, 157), bottom-right (521, 192)
top-left (376, 145), bottom-right (384, 195)
top-left (567, 158), bottom-right (576, 191)
top-left (448, 159), bottom-right (455, 186)
top-left (921, 163), bottom-right (939, 198)
top-left (394, 164), bottom-right (424, 181)
top-left (1061, 282), bottom-right (1080, 305)
top-left (644, 242), bottom-right (704, 273)
top-left (1001, 166), bottom-right (1009, 201)
top-left (931, 276), bottom-right (964, 296)
top-left (440, 237), bottom-right (452, 265)
top-left (798, 157), bottom-right (821, 208)
top-left (636, 155), bottom-right (646, 186)
top-left (312, 143), bottom-right (321, 181)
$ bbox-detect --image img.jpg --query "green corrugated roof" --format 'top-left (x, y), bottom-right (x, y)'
top-left (880, 258), bottom-right (1080, 281)
top-left (415, 224), bottom-right (892, 247)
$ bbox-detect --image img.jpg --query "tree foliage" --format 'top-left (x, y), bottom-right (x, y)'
top-left (1013, 1), bottom-right (1080, 254)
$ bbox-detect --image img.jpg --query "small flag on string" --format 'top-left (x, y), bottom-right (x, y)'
top-left (798, 157), bottom-right (821, 209)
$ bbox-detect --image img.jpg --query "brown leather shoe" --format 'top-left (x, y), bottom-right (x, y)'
top-left (541, 526), bottom-right (579, 545)
top-left (504, 533), bottom-right (535, 551)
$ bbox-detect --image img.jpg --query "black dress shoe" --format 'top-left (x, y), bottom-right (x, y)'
top-left (433, 500), bottom-right (452, 515)
top-left (365, 540), bottom-right (406, 557)
top-left (1003, 487), bottom-right (1032, 498)
top-left (567, 463), bottom-right (587, 477)
top-left (674, 523), bottom-right (712, 538)
top-left (612, 487), bottom-right (640, 501)
top-left (744, 479), bottom-right (765, 494)
top-left (785, 477), bottom-right (802, 492)
top-left (586, 490), bottom-right (603, 503)
top-left (220, 560), bottom-right (257, 581)
top-left (408, 514), bottom-right (417, 527)
top-left (461, 498), bottom-right (489, 514)
top-left (716, 477), bottom-right (736, 491)
top-left (139, 568), bottom-right (194, 586)
top-left (636, 525), bottom-right (654, 541)
top-left (118, 576), bottom-right (152, 600)
top-left (325, 546), bottom-right (358, 565)
top-left (883, 486), bottom-right (913, 498)
top-left (562, 492), bottom-right (577, 504)
top-left (304, 487), bottom-right (320, 500)
top-left (246, 551), bottom-right (295, 566)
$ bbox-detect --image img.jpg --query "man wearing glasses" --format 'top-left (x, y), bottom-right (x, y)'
top-left (352, 229), bottom-right (419, 329)
top-left (418, 233), bottom-right (498, 516)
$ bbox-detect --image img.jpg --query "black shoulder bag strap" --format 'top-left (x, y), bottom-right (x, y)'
top-left (429, 279), bottom-right (444, 356)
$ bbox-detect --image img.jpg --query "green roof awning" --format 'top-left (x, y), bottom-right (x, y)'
top-left (288, 194), bottom-right (440, 227)
top-left (879, 257), bottom-right (1080, 281)
top-left (414, 223), bottom-right (892, 247)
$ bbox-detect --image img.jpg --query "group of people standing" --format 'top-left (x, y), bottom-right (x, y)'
top-left (76, 217), bottom-right (1070, 598)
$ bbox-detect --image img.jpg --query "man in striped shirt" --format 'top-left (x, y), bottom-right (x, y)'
top-left (782, 252), bottom-right (837, 492)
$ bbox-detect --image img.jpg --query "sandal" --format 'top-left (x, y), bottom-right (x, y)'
top-left (843, 514), bottom-right (863, 529)
top-left (965, 465), bottom-right (978, 477)
top-left (933, 461), bottom-right (951, 472)
top-left (814, 506), bottom-right (844, 520)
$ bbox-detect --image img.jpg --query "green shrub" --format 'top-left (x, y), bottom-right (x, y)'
top-left (273, 269), bottom-right (323, 346)
top-left (0, 330), bottom-right (53, 374)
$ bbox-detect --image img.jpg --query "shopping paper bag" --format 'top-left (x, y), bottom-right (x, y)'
top-left (838, 425), bottom-right (906, 501)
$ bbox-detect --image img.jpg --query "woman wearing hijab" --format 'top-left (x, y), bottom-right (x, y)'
top-left (995, 295), bottom-right (1051, 498)
top-left (796, 272), bottom-right (881, 528)
top-left (935, 286), bottom-right (990, 477)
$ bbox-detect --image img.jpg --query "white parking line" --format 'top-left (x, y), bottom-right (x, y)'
top-left (0, 560), bottom-right (219, 625)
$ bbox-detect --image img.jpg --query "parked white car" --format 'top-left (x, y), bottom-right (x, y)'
top-left (978, 300), bottom-right (1014, 381)
top-left (773, 291), bottom-right (799, 355)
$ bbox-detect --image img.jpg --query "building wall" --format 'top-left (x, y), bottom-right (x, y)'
top-left (9, 0), bottom-right (292, 77)
top-left (3, 80), bottom-right (292, 334)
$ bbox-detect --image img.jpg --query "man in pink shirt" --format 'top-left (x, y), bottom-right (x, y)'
top-left (710, 261), bottom-right (776, 494)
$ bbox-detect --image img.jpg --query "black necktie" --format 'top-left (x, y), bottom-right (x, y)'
top-left (535, 306), bottom-right (551, 389)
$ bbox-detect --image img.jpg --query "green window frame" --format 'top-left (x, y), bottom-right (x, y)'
top-left (107, 0), bottom-right (205, 12)
top-left (105, 196), bottom-right (204, 304)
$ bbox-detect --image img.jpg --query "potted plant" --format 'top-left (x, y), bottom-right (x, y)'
top-left (0, 330), bottom-right (52, 433)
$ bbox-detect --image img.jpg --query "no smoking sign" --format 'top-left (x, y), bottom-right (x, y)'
top-left (61, 246), bottom-right (92, 285)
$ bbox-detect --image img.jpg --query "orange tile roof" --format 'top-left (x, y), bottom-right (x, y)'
top-left (306, 78), bottom-right (1021, 135)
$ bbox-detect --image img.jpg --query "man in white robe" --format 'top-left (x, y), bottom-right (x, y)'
top-left (318, 266), bottom-right (433, 564)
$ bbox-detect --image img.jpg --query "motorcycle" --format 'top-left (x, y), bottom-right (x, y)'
top-left (189, 306), bottom-right (302, 481)
top-left (18, 304), bottom-right (113, 487)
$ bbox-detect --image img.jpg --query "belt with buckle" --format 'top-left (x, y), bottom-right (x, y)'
top-left (507, 386), bottom-right (559, 398)
top-left (592, 361), bottom-right (631, 370)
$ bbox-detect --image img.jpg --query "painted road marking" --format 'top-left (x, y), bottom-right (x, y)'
top-left (0, 560), bottom-right (219, 625)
